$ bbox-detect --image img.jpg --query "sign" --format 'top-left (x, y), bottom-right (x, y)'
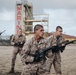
top-left (15, 3), bottom-right (23, 34)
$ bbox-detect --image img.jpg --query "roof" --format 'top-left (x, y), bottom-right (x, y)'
top-left (48, 32), bottom-right (76, 40)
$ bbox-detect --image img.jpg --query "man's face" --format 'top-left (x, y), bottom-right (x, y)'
top-left (18, 30), bottom-right (22, 35)
top-left (35, 27), bottom-right (44, 37)
top-left (56, 28), bottom-right (63, 36)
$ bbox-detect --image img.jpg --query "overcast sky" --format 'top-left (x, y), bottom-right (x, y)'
top-left (0, 0), bottom-right (76, 36)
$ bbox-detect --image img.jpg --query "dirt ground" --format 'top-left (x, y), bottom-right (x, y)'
top-left (0, 45), bottom-right (76, 75)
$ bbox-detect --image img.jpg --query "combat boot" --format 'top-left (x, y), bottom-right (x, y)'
top-left (56, 74), bottom-right (62, 75)
top-left (8, 68), bottom-right (14, 73)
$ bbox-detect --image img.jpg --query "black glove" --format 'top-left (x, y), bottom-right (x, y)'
top-left (14, 42), bottom-right (20, 46)
top-left (34, 54), bottom-right (46, 62)
top-left (22, 41), bottom-right (25, 45)
top-left (34, 56), bottom-right (41, 62)
top-left (59, 46), bottom-right (66, 53)
top-left (14, 43), bottom-right (18, 46)
top-left (18, 42), bottom-right (21, 45)
top-left (52, 46), bottom-right (58, 53)
top-left (19, 41), bottom-right (25, 47)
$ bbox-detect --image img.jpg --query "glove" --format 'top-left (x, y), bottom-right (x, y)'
top-left (34, 54), bottom-right (46, 62)
top-left (34, 56), bottom-right (41, 62)
top-left (52, 46), bottom-right (58, 53)
top-left (60, 46), bottom-right (66, 53)
top-left (14, 42), bottom-right (20, 46)
top-left (19, 41), bottom-right (25, 47)
top-left (14, 43), bottom-right (18, 46)
top-left (22, 41), bottom-right (25, 45)
top-left (17, 42), bottom-right (21, 45)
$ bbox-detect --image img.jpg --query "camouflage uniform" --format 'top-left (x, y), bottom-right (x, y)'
top-left (44, 33), bottom-right (65, 75)
top-left (11, 34), bottom-right (26, 70)
top-left (21, 37), bottom-right (49, 75)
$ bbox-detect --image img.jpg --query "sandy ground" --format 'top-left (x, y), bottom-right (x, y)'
top-left (0, 45), bottom-right (76, 75)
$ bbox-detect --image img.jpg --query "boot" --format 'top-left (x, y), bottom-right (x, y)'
top-left (8, 68), bottom-right (14, 73)
top-left (56, 74), bottom-right (62, 75)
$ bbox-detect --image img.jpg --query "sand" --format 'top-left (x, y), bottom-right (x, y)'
top-left (0, 45), bottom-right (76, 75)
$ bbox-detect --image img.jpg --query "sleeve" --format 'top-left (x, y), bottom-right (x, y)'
top-left (59, 36), bottom-right (66, 52)
top-left (21, 41), bottom-right (34, 64)
top-left (23, 35), bottom-right (26, 43)
top-left (45, 37), bottom-right (53, 58)
top-left (24, 36), bottom-right (26, 43)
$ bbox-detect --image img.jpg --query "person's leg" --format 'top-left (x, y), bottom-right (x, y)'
top-left (53, 54), bottom-right (62, 75)
top-left (38, 68), bottom-right (49, 75)
top-left (21, 67), bottom-right (30, 75)
top-left (9, 47), bottom-right (18, 73)
top-left (21, 64), bottom-right (37, 75)
top-left (42, 54), bottom-right (55, 75)
top-left (43, 58), bottom-right (53, 74)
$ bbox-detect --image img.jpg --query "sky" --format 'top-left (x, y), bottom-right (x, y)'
top-left (0, 0), bottom-right (76, 36)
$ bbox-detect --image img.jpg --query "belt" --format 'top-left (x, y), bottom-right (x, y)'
top-left (25, 62), bottom-right (38, 65)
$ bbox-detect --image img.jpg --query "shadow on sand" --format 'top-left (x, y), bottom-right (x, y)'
top-left (0, 71), bottom-right (21, 75)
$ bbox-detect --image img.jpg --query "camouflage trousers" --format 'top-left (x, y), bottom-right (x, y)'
top-left (21, 63), bottom-right (49, 75)
top-left (11, 46), bottom-right (22, 69)
top-left (43, 52), bottom-right (62, 75)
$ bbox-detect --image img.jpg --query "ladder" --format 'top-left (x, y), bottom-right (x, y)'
top-left (21, 0), bottom-right (34, 19)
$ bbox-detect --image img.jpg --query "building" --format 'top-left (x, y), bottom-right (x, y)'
top-left (49, 32), bottom-right (76, 41)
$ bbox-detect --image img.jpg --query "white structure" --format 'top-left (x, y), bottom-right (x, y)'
top-left (15, 0), bottom-right (49, 34)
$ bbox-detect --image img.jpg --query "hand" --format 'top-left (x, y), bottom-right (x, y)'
top-left (52, 45), bottom-right (58, 53)
top-left (60, 45), bottom-right (66, 53)
top-left (20, 41), bottom-right (25, 45)
top-left (62, 44), bottom-right (65, 46)
top-left (17, 42), bottom-right (20, 45)
top-left (14, 43), bottom-right (18, 46)
top-left (34, 56), bottom-right (41, 62)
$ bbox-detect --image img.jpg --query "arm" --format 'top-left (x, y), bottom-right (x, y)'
top-left (21, 41), bottom-right (34, 64)
top-left (24, 35), bottom-right (26, 43)
top-left (11, 35), bottom-right (15, 45)
top-left (22, 35), bottom-right (26, 46)
top-left (46, 36), bottom-right (54, 58)
top-left (58, 36), bottom-right (66, 52)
